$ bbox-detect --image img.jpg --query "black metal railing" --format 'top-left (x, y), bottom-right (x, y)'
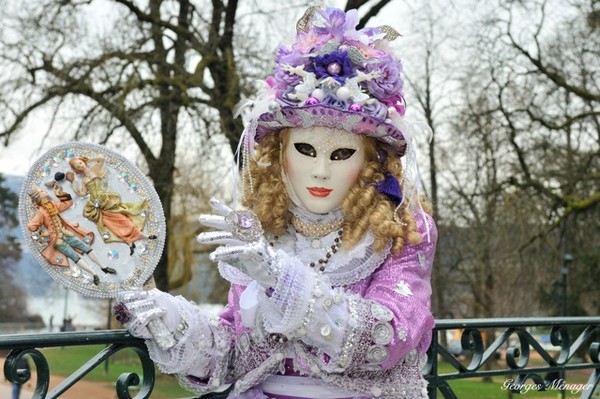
top-left (2, 317), bottom-right (600, 398)
top-left (1, 330), bottom-right (155, 399)
top-left (426, 317), bottom-right (600, 399)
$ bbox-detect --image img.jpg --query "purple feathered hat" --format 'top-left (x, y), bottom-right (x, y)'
top-left (238, 7), bottom-right (409, 157)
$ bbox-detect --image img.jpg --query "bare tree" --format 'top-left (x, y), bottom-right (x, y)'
top-left (450, 0), bottom-right (600, 316)
top-left (394, 1), bottom-right (466, 321)
top-left (0, 0), bottom-right (402, 295)
top-left (0, 0), bottom-right (271, 290)
top-left (497, 0), bottom-right (599, 229)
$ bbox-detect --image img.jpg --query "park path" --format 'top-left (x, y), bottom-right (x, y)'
top-left (0, 375), bottom-right (117, 399)
top-left (1, 356), bottom-right (116, 399)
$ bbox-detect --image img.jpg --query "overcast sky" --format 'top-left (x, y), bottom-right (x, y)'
top-left (0, 0), bottom-right (446, 176)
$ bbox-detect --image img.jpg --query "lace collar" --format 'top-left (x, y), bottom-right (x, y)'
top-left (218, 206), bottom-right (390, 287)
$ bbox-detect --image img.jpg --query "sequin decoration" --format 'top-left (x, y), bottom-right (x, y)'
top-left (238, 332), bottom-right (251, 353)
top-left (102, 232), bottom-right (111, 241)
top-left (372, 321), bottom-right (394, 345)
top-left (138, 245), bottom-right (149, 255)
top-left (365, 345), bottom-right (389, 364)
top-left (397, 326), bottom-right (408, 341)
top-left (404, 349), bottom-right (418, 365)
top-left (394, 280), bottom-right (412, 297)
top-left (320, 324), bottom-right (332, 339)
top-left (358, 363), bottom-right (382, 371)
top-left (107, 249), bottom-right (119, 260)
top-left (370, 302), bottom-right (394, 321)
top-left (418, 252), bottom-right (427, 268)
top-left (322, 298), bottom-right (333, 311)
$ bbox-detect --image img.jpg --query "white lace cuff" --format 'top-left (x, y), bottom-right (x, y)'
top-left (258, 252), bottom-right (315, 335)
top-left (145, 295), bottom-right (215, 376)
top-left (253, 256), bottom-right (352, 358)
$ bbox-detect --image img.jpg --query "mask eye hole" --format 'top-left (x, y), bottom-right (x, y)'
top-left (330, 148), bottom-right (356, 161)
top-left (294, 143), bottom-right (317, 158)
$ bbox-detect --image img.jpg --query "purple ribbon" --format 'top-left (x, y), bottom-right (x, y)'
top-left (375, 172), bottom-right (403, 206)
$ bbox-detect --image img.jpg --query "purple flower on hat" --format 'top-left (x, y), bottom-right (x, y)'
top-left (321, 93), bottom-right (348, 110)
top-left (275, 45), bottom-right (304, 66)
top-left (273, 66), bottom-right (302, 90)
top-left (311, 50), bottom-right (355, 83)
top-left (380, 95), bottom-right (406, 116)
top-left (293, 30), bottom-right (331, 54)
top-left (364, 55), bottom-right (404, 100)
top-left (362, 98), bottom-right (388, 120)
top-left (315, 8), bottom-right (359, 40)
top-left (278, 86), bottom-right (302, 106)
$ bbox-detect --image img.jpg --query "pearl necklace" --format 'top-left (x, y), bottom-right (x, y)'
top-left (291, 215), bottom-right (344, 238)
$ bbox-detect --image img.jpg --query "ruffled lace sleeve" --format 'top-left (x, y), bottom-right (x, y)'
top-left (253, 212), bottom-right (437, 372)
top-left (143, 294), bottom-right (237, 396)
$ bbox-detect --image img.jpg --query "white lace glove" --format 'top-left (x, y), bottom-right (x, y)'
top-left (114, 288), bottom-right (183, 349)
top-left (114, 288), bottom-right (217, 376)
top-left (197, 198), bottom-right (279, 287)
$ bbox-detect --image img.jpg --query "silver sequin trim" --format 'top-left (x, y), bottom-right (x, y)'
top-left (404, 349), bottom-right (418, 365)
top-left (238, 332), bottom-right (251, 353)
top-left (397, 326), bottom-right (408, 341)
top-left (372, 321), bottom-right (394, 345)
top-left (365, 344), bottom-right (389, 364)
top-left (370, 302), bottom-right (393, 321)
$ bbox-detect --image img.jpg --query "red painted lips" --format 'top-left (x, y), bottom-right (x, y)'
top-left (307, 187), bottom-right (333, 197)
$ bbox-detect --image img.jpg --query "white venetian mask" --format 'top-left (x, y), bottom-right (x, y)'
top-left (282, 126), bottom-right (366, 214)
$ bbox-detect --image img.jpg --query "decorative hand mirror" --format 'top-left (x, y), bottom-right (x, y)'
top-left (18, 142), bottom-right (166, 298)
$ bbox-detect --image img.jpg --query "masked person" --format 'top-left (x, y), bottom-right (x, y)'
top-left (115, 7), bottom-right (437, 399)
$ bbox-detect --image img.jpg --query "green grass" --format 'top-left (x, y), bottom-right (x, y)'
top-left (41, 345), bottom-right (193, 398)
top-left (434, 358), bottom-right (594, 399)
top-left (40, 345), bottom-right (598, 398)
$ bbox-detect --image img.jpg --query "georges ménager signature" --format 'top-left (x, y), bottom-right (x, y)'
top-left (502, 378), bottom-right (595, 394)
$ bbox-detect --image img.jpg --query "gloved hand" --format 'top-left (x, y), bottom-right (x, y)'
top-left (197, 198), bottom-right (279, 287)
top-left (114, 288), bottom-right (182, 349)
top-left (114, 289), bottom-right (216, 374)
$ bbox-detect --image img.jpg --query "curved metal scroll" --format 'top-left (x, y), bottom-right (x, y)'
top-left (1, 330), bottom-right (155, 399)
top-left (47, 342), bottom-right (155, 399)
top-left (4, 348), bottom-right (50, 398)
top-left (426, 318), bottom-right (600, 399)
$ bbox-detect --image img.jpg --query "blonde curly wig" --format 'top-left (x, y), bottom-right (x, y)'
top-left (242, 129), bottom-right (429, 254)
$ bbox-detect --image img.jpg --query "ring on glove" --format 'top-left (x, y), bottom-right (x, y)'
top-left (224, 210), bottom-right (263, 242)
top-left (112, 302), bottom-right (132, 324)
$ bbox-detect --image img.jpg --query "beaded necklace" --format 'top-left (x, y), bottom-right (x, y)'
top-left (290, 215), bottom-right (344, 238)
top-left (308, 229), bottom-right (343, 272)
top-left (271, 228), bottom-right (343, 273)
